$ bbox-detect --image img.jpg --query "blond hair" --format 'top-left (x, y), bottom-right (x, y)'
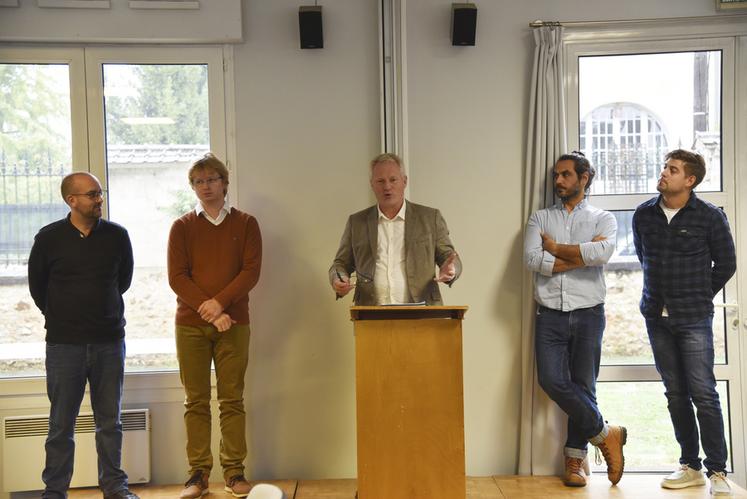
top-left (369, 153), bottom-right (405, 178)
top-left (188, 153), bottom-right (229, 194)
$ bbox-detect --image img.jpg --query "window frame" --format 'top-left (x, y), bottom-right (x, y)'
top-left (0, 45), bottom-right (234, 389)
top-left (0, 47), bottom-right (90, 173)
top-left (84, 46), bottom-right (232, 214)
top-left (567, 37), bottom-right (736, 204)
top-left (565, 35), bottom-right (744, 483)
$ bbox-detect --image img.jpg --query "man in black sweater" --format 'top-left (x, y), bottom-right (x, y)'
top-left (28, 172), bottom-right (137, 499)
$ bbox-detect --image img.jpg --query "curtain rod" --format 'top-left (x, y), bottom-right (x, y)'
top-left (529, 13), bottom-right (747, 28)
top-left (529, 20), bottom-right (561, 28)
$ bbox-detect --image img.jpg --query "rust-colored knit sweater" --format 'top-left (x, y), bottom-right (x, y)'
top-left (167, 208), bottom-right (262, 326)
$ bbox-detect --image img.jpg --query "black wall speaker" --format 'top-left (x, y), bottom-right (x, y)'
top-left (299, 6), bottom-right (323, 49)
top-left (451, 3), bottom-right (477, 46)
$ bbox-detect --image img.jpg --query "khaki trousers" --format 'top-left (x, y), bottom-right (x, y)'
top-left (175, 324), bottom-right (250, 480)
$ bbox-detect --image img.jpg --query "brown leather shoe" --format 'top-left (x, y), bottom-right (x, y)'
top-left (180, 470), bottom-right (209, 499)
top-left (596, 425), bottom-right (627, 485)
top-left (224, 474), bottom-right (252, 497)
top-left (563, 456), bottom-right (587, 487)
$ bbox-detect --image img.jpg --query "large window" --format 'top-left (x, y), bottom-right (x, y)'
top-left (579, 51), bottom-right (722, 195)
top-left (0, 47), bottom-right (228, 377)
top-left (567, 38), bottom-right (743, 479)
top-left (103, 63), bottom-right (210, 372)
top-left (0, 57), bottom-right (78, 378)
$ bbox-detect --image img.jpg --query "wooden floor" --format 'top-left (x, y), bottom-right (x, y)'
top-left (65, 475), bottom-right (747, 498)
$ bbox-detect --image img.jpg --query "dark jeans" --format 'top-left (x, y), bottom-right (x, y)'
top-left (535, 304), bottom-right (606, 456)
top-left (42, 340), bottom-right (129, 499)
top-left (646, 315), bottom-right (727, 474)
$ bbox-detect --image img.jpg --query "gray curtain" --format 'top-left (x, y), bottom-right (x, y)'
top-left (518, 25), bottom-right (568, 476)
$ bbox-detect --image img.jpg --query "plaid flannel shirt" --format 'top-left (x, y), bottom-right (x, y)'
top-left (633, 192), bottom-right (736, 326)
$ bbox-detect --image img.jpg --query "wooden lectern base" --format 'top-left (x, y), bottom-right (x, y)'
top-left (352, 306), bottom-right (467, 499)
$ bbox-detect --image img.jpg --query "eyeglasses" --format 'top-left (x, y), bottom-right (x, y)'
top-left (192, 176), bottom-right (223, 187)
top-left (70, 190), bottom-right (106, 200)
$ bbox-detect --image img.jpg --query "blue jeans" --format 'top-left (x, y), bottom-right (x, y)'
top-left (646, 315), bottom-right (727, 474)
top-left (42, 340), bottom-right (128, 498)
top-left (535, 304), bottom-right (607, 457)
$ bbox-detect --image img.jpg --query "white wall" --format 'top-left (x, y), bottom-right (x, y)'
top-left (232, 0), bottom-right (380, 481)
top-left (1, 0), bottom-right (742, 494)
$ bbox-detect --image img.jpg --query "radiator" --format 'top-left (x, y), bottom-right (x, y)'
top-left (2, 409), bottom-right (151, 492)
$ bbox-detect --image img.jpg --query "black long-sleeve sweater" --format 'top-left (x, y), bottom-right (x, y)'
top-left (28, 215), bottom-right (134, 344)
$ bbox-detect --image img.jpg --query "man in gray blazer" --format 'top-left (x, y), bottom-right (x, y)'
top-left (329, 153), bottom-right (461, 305)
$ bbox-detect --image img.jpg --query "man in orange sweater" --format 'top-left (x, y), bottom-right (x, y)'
top-left (167, 153), bottom-right (262, 499)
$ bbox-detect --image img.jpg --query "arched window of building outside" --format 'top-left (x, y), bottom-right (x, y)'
top-left (580, 102), bottom-right (668, 195)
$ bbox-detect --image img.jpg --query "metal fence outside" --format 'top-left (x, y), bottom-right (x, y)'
top-left (0, 161), bottom-right (69, 267)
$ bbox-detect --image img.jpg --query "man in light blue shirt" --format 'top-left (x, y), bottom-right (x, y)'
top-left (524, 152), bottom-right (624, 488)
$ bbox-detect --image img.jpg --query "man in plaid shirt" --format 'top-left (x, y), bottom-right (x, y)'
top-left (633, 149), bottom-right (736, 497)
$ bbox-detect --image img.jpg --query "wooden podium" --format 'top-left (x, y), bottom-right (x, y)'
top-left (350, 306), bottom-right (468, 499)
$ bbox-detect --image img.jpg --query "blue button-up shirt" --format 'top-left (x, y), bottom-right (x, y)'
top-left (632, 193), bottom-right (736, 326)
top-left (524, 199), bottom-right (617, 311)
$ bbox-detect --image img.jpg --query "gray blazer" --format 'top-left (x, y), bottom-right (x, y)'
top-left (329, 201), bottom-right (461, 305)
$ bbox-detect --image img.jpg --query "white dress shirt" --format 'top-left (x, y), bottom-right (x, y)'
top-left (195, 201), bottom-right (231, 226)
top-left (374, 201), bottom-right (412, 305)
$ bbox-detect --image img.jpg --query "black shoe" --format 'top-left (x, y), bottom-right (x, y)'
top-left (104, 489), bottom-right (140, 499)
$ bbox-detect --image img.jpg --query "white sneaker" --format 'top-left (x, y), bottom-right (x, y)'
top-left (661, 464), bottom-right (706, 489)
top-left (710, 471), bottom-right (733, 497)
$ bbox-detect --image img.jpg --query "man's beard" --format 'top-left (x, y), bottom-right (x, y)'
top-left (87, 205), bottom-right (103, 219)
top-left (556, 185), bottom-right (581, 202)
